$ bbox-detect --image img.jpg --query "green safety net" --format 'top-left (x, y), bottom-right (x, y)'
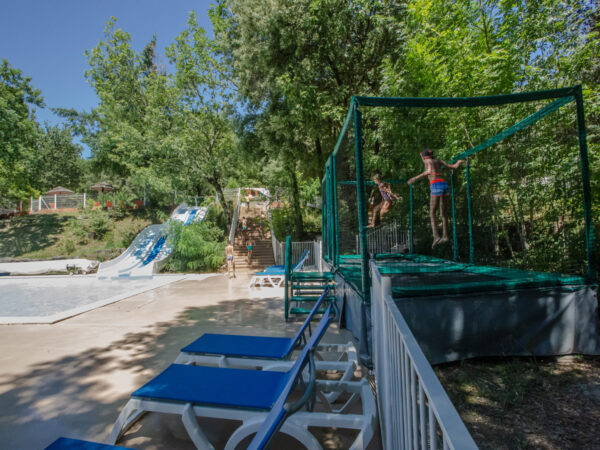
top-left (323, 86), bottom-right (596, 302)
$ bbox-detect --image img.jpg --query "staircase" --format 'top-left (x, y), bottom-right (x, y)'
top-left (286, 272), bottom-right (336, 320)
top-left (232, 206), bottom-right (274, 274)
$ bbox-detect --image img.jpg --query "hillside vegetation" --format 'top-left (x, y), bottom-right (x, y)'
top-left (0, 210), bottom-right (161, 261)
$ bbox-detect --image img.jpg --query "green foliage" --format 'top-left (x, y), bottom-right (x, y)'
top-left (88, 210), bottom-right (111, 239)
top-left (0, 59), bottom-right (44, 199)
top-left (166, 219), bottom-right (226, 272)
top-left (32, 124), bottom-right (84, 192)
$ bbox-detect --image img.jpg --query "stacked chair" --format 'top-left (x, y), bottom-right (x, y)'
top-left (248, 249), bottom-right (310, 288)
top-left (45, 290), bottom-right (377, 450)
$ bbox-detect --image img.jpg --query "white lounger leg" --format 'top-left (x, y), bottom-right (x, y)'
top-left (107, 399), bottom-right (145, 444)
top-left (182, 403), bottom-right (214, 450)
top-left (225, 417), bottom-right (322, 450)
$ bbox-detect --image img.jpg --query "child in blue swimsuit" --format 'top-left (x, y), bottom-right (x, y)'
top-left (408, 149), bottom-right (464, 248)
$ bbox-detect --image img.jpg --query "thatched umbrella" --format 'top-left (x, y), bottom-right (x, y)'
top-left (91, 182), bottom-right (115, 193)
top-left (45, 186), bottom-right (74, 195)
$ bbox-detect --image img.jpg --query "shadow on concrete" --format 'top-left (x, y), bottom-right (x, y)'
top-left (0, 294), bottom-right (367, 449)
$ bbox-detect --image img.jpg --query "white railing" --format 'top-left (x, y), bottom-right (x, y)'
top-left (228, 189), bottom-right (241, 244)
top-left (370, 260), bottom-right (478, 450)
top-left (357, 219), bottom-right (410, 255)
top-left (271, 238), bottom-right (322, 271)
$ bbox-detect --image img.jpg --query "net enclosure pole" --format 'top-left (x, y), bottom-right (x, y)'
top-left (284, 235), bottom-right (292, 321)
top-left (465, 158), bottom-right (474, 264)
top-left (574, 86), bottom-right (597, 282)
top-left (353, 102), bottom-right (371, 302)
top-left (324, 162), bottom-right (332, 262)
top-left (450, 170), bottom-right (458, 261)
top-left (332, 156), bottom-right (340, 266)
top-left (409, 184), bottom-right (414, 254)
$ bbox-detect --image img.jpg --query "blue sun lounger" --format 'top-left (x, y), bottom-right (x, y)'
top-left (108, 303), bottom-right (376, 449)
top-left (174, 289), bottom-right (356, 401)
top-left (248, 249), bottom-right (310, 288)
top-left (45, 437), bottom-right (136, 449)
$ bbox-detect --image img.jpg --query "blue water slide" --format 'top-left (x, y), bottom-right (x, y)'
top-left (142, 235), bottom-right (168, 266)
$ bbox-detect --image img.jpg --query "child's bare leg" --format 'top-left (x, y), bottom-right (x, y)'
top-left (370, 203), bottom-right (383, 227)
top-left (380, 201), bottom-right (391, 218)
top-left (430, 195), bottom-right (441, 241)
top-left (440, 195), bottom-right (449, 241)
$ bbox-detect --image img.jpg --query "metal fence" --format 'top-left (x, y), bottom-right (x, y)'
top-left (272, 239), bottom-right (322, 271)
top-left (357, 220), bottom-right (410, 255)
top-left (370, 260), bottom-right (478, 450)
top-left (30, 194), bottom-right (87, 212)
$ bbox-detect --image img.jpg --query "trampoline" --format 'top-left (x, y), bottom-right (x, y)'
top-left (320, 87), bottom-right (598, 365)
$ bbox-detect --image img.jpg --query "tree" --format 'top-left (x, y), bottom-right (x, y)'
top-left (31, 125), bottom-right (84, 191)
top-left (0, 59), bottom-right (44, 199)
top-left (164, 12), bottom-right (239, 222)
top-left (210, 0), bottom-right (406, 237)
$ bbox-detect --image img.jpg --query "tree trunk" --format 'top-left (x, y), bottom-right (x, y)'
top-left (209, 178), bottom-right (231, 225)
top-left (315, 138), bottom-right (324, 181)
top-left (289, 170), bottom-right (304, 239)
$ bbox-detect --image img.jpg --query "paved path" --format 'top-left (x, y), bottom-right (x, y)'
top-left (0, 274), bottom-right (372, 449)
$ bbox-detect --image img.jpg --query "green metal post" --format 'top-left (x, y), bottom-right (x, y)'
top-left (465, 158), bottom-right (474, 264)
top-left (574, 86), bottom-right (597, 282)
top-left (332, 157), bottom-right (339, 267)
top-left (328, 163), bottom-right (336, 263)
top-left (353, 103), bottom-right (371, 303)
top-left (450, 170), bottom-right (458, 261)
top-left (325, 163), bottom-right (332, 261)
top-left (284, 235), bottom-right (292, 321)
top-left (409, 184), bottom-right (414, 254)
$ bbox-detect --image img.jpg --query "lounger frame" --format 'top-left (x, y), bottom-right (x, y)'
top-left (108, 378), bottom-right (376, 450)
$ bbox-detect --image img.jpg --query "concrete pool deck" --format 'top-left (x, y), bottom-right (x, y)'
top-left (0, 274), bottom-right (377, 449)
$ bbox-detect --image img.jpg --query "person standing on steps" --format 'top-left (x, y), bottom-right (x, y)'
top-left (247, 238), bottom-right (254, 265)
top-left (225, 240), bottom-right (235, 278)
top-left (240, 217), bottom-right (248, 245)
top-left (407, 149), bottom-right (464, 248)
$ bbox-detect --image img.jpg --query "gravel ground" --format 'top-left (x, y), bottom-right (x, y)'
top-left (435, 355), bottom-right (600, 450)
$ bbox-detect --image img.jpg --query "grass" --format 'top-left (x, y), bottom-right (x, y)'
top-left (0, 208), bottom-right (165, 262)
top-left (435, 355), bottom-right (600, 449)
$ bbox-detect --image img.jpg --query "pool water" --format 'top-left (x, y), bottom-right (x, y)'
top-left (0, 275), bottom-right (191, 323)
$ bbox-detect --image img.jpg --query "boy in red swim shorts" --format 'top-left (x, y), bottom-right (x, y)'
top-left (408, 149), bottom-right (464, 248)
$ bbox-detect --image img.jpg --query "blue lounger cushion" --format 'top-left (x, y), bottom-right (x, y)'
top-left (45, 437), bottom-right (136, 449)
top-left (181, 334), bottom-right (295, 359)
top-left (132, 364), bottom-right (291, 410)
top-left (253, 270), bottom-right (284, 276)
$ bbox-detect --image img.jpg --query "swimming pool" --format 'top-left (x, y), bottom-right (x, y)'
top-left (0, 274), bottom-right (208, 324)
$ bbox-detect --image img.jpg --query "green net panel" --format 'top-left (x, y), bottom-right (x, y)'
top-left (323, 86), bottom-right (596, 302)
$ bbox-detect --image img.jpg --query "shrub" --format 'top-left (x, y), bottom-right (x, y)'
top-left (166, 220), bottom-right (226, 272)
top-left (89, 211), bottom-right (111, 239)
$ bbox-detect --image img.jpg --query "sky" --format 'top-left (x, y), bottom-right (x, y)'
top-left (0, 0), bottom-right (215, 155)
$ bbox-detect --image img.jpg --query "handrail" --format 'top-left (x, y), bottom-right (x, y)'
top-left (370, 260), bottom-right (478, 450)
top-left (228, 188), bottom-right (241, 244)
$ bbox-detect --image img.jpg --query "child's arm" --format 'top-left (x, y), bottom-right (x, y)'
top-left (383, 184), bottom-right (401, 200)
top-left (441, 159), bottom-right (464, 170)
top-left (407, 171), bottom-right (430, 185)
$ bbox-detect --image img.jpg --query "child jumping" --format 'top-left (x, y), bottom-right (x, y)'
top-left (369, 174), bottom-right (401, 227)
top-left (407, 149), bottom-right (464, 248)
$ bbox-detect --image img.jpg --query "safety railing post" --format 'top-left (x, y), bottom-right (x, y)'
top-left (465, 158), bottom-right (474, 264)
top-left (574, 86), bottom-right (597, 282)
top-left (409, 184), bottom-right (414, 254)
top-left (284, 235), bottom-right (292, 321)
top-left (450, 170), bottom-right (458, 261)
top-left (353, 103), bottom-right (370, 302)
